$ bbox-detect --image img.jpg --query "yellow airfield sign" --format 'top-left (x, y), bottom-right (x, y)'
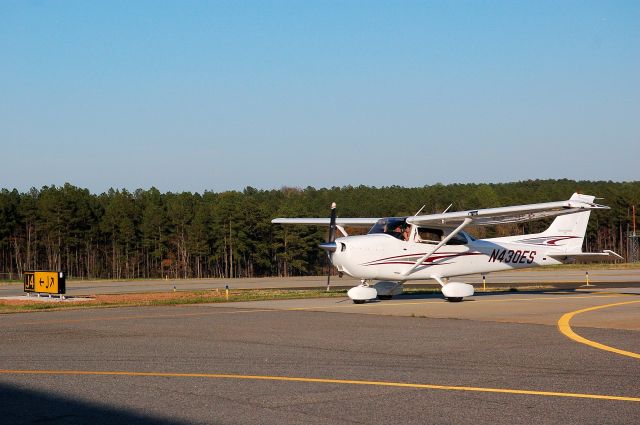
top-left (23, 271), bottom-right (66, 294)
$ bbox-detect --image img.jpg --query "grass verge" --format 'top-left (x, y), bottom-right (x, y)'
top-left (0, 288), bottom-right (349, 314)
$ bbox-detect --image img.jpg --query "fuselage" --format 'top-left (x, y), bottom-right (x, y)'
top-left (330, 233), bottom-right (568, 281)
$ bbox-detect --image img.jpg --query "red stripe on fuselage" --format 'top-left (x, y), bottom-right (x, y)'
top-left (362, 252), bottom-right (482, 266)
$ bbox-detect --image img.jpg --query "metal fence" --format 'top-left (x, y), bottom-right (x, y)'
top-left (0, 272), bottom-right (21, 282)
top-left (629, 233), bottom-right (639, 263)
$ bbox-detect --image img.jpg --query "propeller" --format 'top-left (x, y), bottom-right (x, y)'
top-left (318, 202), bottom-right (337, 291)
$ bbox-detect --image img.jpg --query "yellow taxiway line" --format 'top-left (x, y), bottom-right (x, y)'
top-left (0, 369), bottom-right (639, 403)
top-left (557, 300), bottom-right (640, 360)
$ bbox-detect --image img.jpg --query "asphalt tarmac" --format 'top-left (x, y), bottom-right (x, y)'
top-left (1, 279), bottom-right (639, 424)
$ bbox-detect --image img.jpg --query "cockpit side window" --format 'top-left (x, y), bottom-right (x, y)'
top-left (417, 228), bottom-right (443, 244)
top-left (369, 220), bottom-right (470, 244)
top-left (368, 217), bottom-right (409, 240)
top-left (416, 227), bottom-right (470, 245)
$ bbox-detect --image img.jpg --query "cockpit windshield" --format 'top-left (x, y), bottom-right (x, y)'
top-left (367, 217), bottom-right (409, 240)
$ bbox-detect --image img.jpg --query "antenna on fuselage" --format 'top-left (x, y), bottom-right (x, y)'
top-left (442, 203), bottom-right (453, 214)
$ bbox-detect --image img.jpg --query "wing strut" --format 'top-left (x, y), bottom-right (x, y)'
top-left (401, 218), bottom-right (472, 277)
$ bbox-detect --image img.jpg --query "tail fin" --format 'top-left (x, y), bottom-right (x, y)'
top-left (541, 193), bottom-right (594, 252)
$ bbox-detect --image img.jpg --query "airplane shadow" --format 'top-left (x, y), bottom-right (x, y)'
top-left (0, 382), bottom-right (192, 425)
top-left (394, 287), bottom-right (583, 302)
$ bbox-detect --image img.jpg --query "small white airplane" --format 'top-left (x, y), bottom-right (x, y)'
top-left (272, 193), bottom-right (623, 303)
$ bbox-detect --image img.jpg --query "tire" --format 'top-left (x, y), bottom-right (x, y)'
top-left (446, 297), bottom-right (463, 302)
top-left (353, 299), bottom-right (366, 304)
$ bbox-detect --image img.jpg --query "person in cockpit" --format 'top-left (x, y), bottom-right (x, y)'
top-left (390, 223), bottom-right (412, 241)
top-left (402, 225), bottom-right (412, 241)
top-left (380, 218), bottom-right (411, 241)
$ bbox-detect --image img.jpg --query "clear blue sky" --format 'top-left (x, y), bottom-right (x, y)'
top-left (2, 0), bottom-right (638, 194)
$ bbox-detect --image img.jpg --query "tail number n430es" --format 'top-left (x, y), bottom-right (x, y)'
top-left (489, 249), bottom-right (536, 264)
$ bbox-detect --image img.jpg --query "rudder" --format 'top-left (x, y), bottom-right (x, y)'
top-left (542, 193), bottom-right (594, 252)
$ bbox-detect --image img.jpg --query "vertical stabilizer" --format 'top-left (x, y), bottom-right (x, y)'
top-left (542, 193), bottom-right (594, 252)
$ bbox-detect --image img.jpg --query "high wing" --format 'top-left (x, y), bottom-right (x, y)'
top-left (271, 218), bottom-right (379, 227)
top-left (272, 194), bottom-right (609, 228)
top-left (406, 193), bottom-right (609, 227)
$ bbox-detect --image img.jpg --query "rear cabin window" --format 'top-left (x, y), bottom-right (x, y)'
top-left (447, 232), bottom-right (469, 245)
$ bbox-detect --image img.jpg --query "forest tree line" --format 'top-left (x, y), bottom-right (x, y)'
top-left (0, 179), bottom-right (638, 280)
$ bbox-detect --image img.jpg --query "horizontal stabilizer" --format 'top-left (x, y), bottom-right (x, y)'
top-left (548, 250), bottom-right (624, 263)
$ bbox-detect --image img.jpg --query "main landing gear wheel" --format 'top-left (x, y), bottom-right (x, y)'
top-left (440, 282), bottom-right (474, 303)
top-left (348, 282), bottom-right (378, 304)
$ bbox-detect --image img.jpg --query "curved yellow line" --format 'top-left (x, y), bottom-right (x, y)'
top-left (558, 300), bottom-right (640, 360)
top-left (0, 369), bottom-right (638, 402)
